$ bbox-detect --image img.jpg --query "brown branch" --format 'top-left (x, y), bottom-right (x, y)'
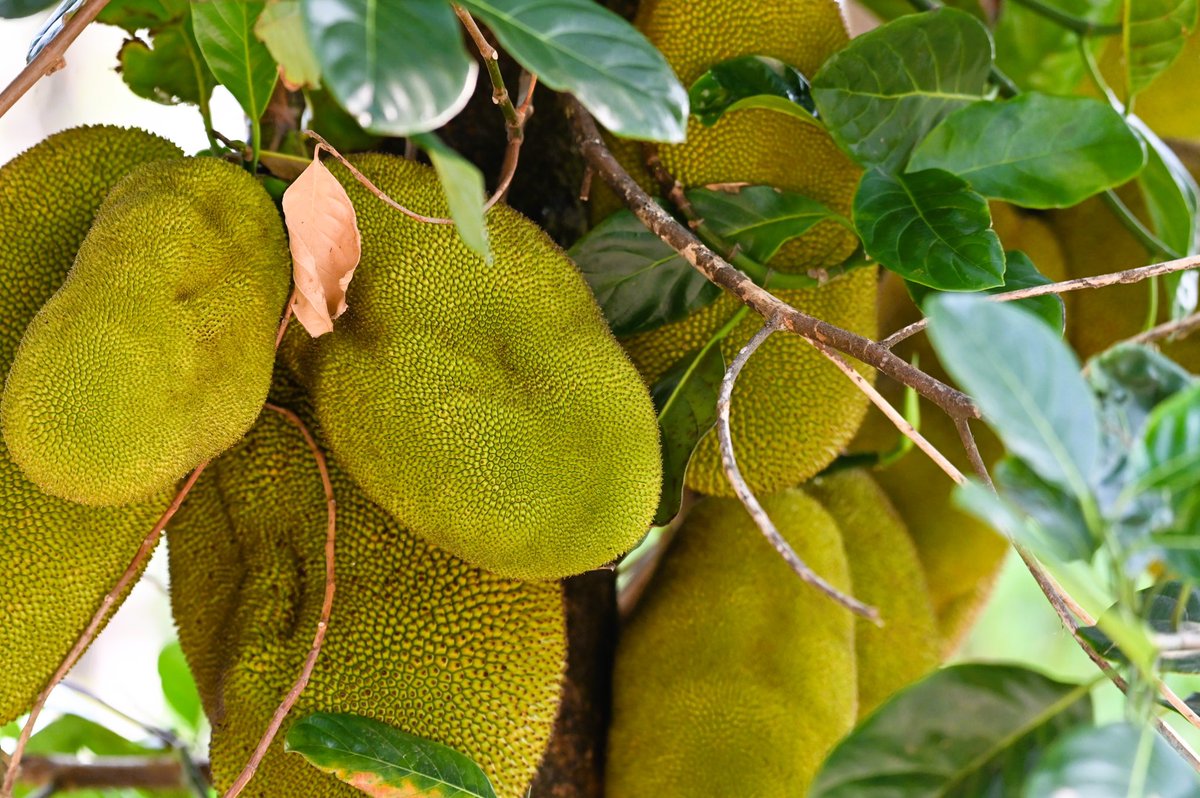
top-left (1127, 311), bottom-right (1200, 346)
top-left (954, 418), bottom-right (993, 490)
top-left (15, 755), bottom-right (210, 790)
top-left (0, 0), bottom-right (111, 120)
top-left (563, 96), bottom-right (978, 422)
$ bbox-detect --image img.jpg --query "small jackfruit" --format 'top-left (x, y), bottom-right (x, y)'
top-left (606, 489), bottom-right (857, 797)
top-left (167, 382), bottom-right (567, 798)
top-left (2, 156), bottom-right (291, 506)
top-left (805, 468), bottom-right (940, 716)
top-left (281, 154), bottom-right (661, 581)
top-left (0, 126), bottom-right (179, 723)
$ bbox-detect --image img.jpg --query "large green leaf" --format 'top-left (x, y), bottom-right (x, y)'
top-left (1125, 0), bottom-right (1199, 98)
top-left (688, 55), bottom-right (818, 127)
top-left (457, 0), bottom-right (687, 142)
top-left (101, 0), bottom-right (215, 108)
top-left (192, 0), bottom-right (278, 121)
top-left (993, 456), bottom-right (1096, 562)
top-left (688, 186), bottom-right (840, 265)
top-left (0, 0), bottom-right (56, 18)
top-left (993, 0), bottom-right (1120, 95)
top-left (909, 94), bottom-right (1147, 209)
top-left (854, 168), bottom-right (1004, 291)
top-left (908, 250), bottom-right (1065, 332)
top-left (1132, 383), bottom-right (1200, 501)
top-left (301, 0), bottom-right (477, 135)
top-left (158, 640), bottom-right (202, 733)
top-left (811, 664), bottom-right (1094, 797)
top-left (812, 8), bottom-right (992, 171)
top-left (286, 712), bottom-right (497, 798)
top-left (1025, 723), bottom-right (1200, 797)
top-left (26, 714), bottom-right (158, 756)
top-left (927, 294), bottom-right (1100, 494)
top-left (410, 133), bottom-right (490, 263)
top-left (255, 0), bottom-right (322, 88)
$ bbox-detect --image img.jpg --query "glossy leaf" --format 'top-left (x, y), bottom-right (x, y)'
top-left (811, 663), bottom-right (1093, 797)
top-left (927, 294), bottom-right (1100, 493)
top-left (570, 210), bottom-right (719, 337)
top-left (908, 250), bottom-right (1065, 332)
top-left (158, 641), bottom-right (202, 732)
top-left (301, 0), bottom-right (477, 135)
top-left (193, 0), bottom-right (278, 121)
top-left (689, 186), bottom-right (840, 264)
top-left (854, 168), bottom-right (1004, 291)
top-left (1081, 582), bottom-right (1200, 673)
top-left (910, 94), bottom-right (1146, 208)
top-left (812, 8), bottom-right (992, 171)
top-left (688, 55), bottom-right (817, 127)
top-left (1124, 0), bottom-right (1199, 97)
top-left (286, 712), bottom-right (497, 798)
top-left (1025, 722), bottom-right (1200, 797)
top-left (255, 0), bottom-right (321, 89)
top-left (411, 133), bottom-right (490, 262)
top-left (0, 0), bottom-right (55, 17)
top-left (307, 87), bottom-right (382, 152)
top-left (457, 0), bottom-right (687, 142)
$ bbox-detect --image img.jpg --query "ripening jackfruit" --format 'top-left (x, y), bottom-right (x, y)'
top-left (2, 156), bottom-right (291, 506)
top-left (0, 126), bottom-right (179, 723)
top-left (606, 489), bottom-right (857, 797)
top-left (167, 381), bottom-right (567, 798)
top-left (281, 154), bottom-right (661, 581)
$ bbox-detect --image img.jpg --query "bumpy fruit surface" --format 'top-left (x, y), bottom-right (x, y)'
top-left (283, 154), bottom-right (661, 581)
top-left (0, 126), bottom-right (179, 723)
top-left (168, 382), bottom-right (567, 798)
top-left (606, 489), bottom-right (856, 796)
top-left (3, 156), bottom-right (291, 506)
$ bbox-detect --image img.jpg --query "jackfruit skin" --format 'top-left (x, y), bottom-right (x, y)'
top-left (2, 156), bottom-right (291, 507)
top-left (0, 126), bottom-right (180, 724)
top-left (167, 380), bottom-right (567, 798)
top-left (805, 468), bottom-right (940, 716)
top-left (622, 268), bottom-right (877, 497)
top-left (606, 489), bottom-right (856, 797)
top-left (282, 154), bottom-right (661, 581)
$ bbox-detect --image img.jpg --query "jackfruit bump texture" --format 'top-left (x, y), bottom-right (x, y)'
top-left (281, 154), bottom-right (661, 581)
top-left (0, 126), bottom-right (180, 723)
top-left (805, 468), bottom-right (940, 717)
top-left (167, 386), bottom-right (567, 798)
top-left (606, 489), bottom-right (856, 797)
top-left (623, 270), bottom-right (877, 497)
top-left (2, 156), bottom-right (291, 507)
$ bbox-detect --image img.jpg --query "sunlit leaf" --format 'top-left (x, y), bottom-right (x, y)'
top-left (255, 0), bottom-right (321, 89)
top-left (158, 640), bottom-right (202, 732)
top-left (193, 0), bottom-right (279, 122)
top-left (1124, 0), bottom-right (1199, 98)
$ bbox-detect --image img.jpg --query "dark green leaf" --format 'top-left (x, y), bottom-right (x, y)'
top-left (927, 294), bottom-right (1100, 493)
top-left (688, 55), bottom-right (817, 127)
top-left (854, 0), bottom-right (987, 23)
top-left (158, 640), bottom-right (202, 732)
top-left (192, 0), bottom-right (279, 121)
top-left (1125, 0), bottom-right (1199, 98)
top-left (689, 186), bottom-right (840, 264)
top-left (100, 0), bottom-right (189, 30)
top-left (255, 0), bottom-right (321, 89)
top-left (117, 21), bottom-right (216, 106)
top-left (26, 714), bottom-right (158, 756)
top-left (811, 663), bottom-right (1093, 797)
top-left (1025, 722), bottom-right (1200, 797)
top-left (1081, 582), bottom-right (1200, 672)
top-left (285, 712), bottom-right (497, 798)
top-left (457, 0), bottom-right (687, 142)
top-left (908, 250), bottom-right (1065, 332)
top-left (812, 8), bottom-right (992, 171)
top-left (410, 133), bottom-right (490, 263)
top-left (301, 0), bottom-right (476, 135)
top-left (854, 168), bottom-right (1004, 291)
top-left (1132, 116), bottom-right (1200, 282)
top-left (650, 345), bottom-right (725, 525)
top-left (0, 0), bottom-right (56, 18)
top-left (570, 210), bottom-right (719, 337)
top-left (994, 457), bottom-right (1096, 562)
top-left (1132, 382), bottom-right (1200, 496)
top-left (909, 94), bottom-right (1147, 208)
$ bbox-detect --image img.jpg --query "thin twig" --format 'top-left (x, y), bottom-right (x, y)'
top-left (484, 74), bottom-right (536, 209)
top-left (1127, 311), bottom-right (1200, 346)
top-left (220, 403), bottom-right (336, 798)
top-left (275, 288), bottom-right (297, 348)
top-left (954, 418), bottom-right (993, 490)
top-left (0, 0), bottom-right (111, 120)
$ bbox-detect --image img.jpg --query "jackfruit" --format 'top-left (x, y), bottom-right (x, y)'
top-left (2, 156), bottom-right (291, 507)
top-left (806, 468), bottom-right (940, 716)
top-left (281, 154), bottom-right (661, 581)
top-left (0, 126), bottom-right (180, 723)
top-left (605, 489), bottom-right (857, 797)
top-left (167, 381), bottom-right (567, 798)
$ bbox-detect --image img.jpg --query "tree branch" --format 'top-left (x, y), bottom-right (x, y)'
top-left (15, 756), bottom-right (209, 791)
top-left (1127, 311), bottom-right (1200, 346)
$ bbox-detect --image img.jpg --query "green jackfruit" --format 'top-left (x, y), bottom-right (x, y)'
top-left (282, 154), bottom-right (661, 581)
top-left (0, 126), bottom-right (180, 723)
top-left (806, 468), bottom-right (940, 716)
top-left (606, 489), bottom-right (856, 796)
top-left (2, 156), bottom-right (291, 506)
top-left (168, 381), bottom-right (567, 798)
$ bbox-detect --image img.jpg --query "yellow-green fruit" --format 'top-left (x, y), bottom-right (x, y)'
top-left (2, 157), bottom-right (291, 506)
top-left (806, 468), bottom-right (939, 717)
top-left (606, 489), bottom-right (856, 796)
top-left (623, 268), bottom-right (877, 497)
top-left (167, 389), bottom-right (567, 798)
top-left (0, 126), bottom-right (180, 723)
top-left (282, 154), bottom-right (661, 581)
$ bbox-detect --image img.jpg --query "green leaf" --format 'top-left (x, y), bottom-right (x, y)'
top-left (158, 640), bottom-right (202, 732)
top-left (26, 714), bottom-right (158, 756)
top-left (993, 457), bottom-right (1096, 562)
top-left (286, 712), bottom-right (497, 798)
top-left (927, 294), bottom-right (1101, 494)
top-left (117, 21), bottom-right (216, 106)
top-left (688, 186), bottom-right (840, 265)
top-left (810, 663), bottom-right (1094, 797)
top-left (456, 0), bottom-right (687, 143)
top-left (255, 0), bottom-right (321, 89)
top-left (0, 0), bottom-right (56, 18)
top-left (853, 168), bottom-right (1004, 291)
top-left (650, 344), bottom-right (725, 525)
top-left (100, 0), bottom-right (190, 30)
top-left (994, 0), bottom-right (1084, 95)
top-left (1125, 0), bottom-right (1199, 98)
top-left (1025, 722), bottom-right (1200, 797)
top-left (409, 133), bottom-right (490, 263)
top-left (811, 8), bottom-right (992, 171)
top-left (301, 0), bottom-right (476, 135)
top-left (854, 0), bottom-right (987, 23)
top-left (569, 210), bottom-right (720, 337)
top-left (1081, 582), bottom-right (1200, 673)
top-left (306, 87), bottom-right (383, 152)
top-left (688, 55), bottom-right (818, 127)
top-left (909, 94), bottom-right (1146, 209)
top-left (192, 0), bottom-right (279, 121)
top-left (1132, 382), bottom-right (1200, 496)
top-left (908, 250), bottom-right (1065, 332)
top-left (1132, 116), bottom-right (1200, 261)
